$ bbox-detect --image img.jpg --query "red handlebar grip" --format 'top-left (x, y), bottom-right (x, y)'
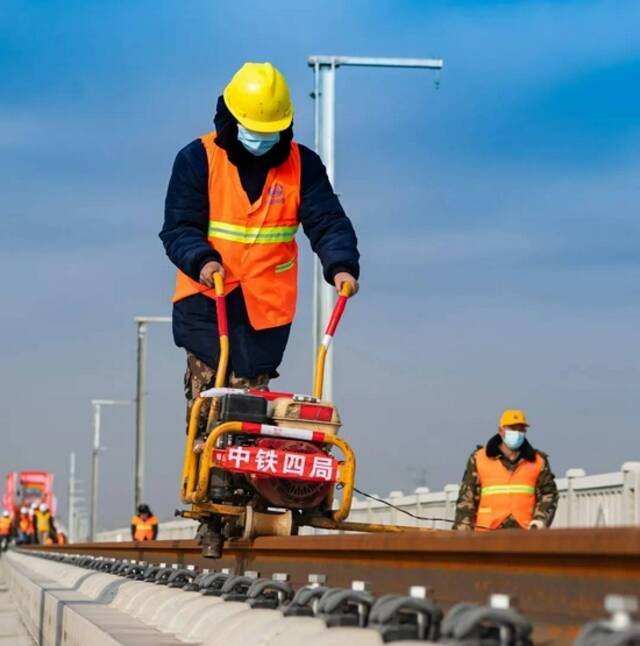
top-left (325, 295), bottom-right (348, 337)
top-left (215, 294), bottom-right (228, 337)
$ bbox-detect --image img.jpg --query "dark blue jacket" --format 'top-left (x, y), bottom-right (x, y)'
top-left (160, 98), bottom-right (359, 378)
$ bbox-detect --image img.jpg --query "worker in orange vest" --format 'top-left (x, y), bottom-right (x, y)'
top-left (453, 409), bottom-right (559, 531)
top-left (16, 506), bottom-right (32, 545)
top-left (0, 510), bottom-right (12, 551)
top-left (28, 502), bottom-right (39, 543)
top-left (34, 503), bottom-right (57, 544)
top-left (160, 62), bottom-right (359, 433)
top-left (160, 62), bottom-right (360, 558)
top-left (131, 504), bottom-right (158, 541)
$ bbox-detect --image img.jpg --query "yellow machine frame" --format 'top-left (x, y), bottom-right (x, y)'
top-left (179, 273), bottom-right (430, 536)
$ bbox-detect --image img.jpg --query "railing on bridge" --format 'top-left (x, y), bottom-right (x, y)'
top-left (94, 461), bottom-right (640, 541)
top-left (343, 461), bottom-right (640, 531)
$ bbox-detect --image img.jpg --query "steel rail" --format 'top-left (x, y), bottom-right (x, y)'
top-left (26, 528), bottom-right (640, 644)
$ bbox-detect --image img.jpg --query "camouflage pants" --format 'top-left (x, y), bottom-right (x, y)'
top-left (184, 352), bottom-right (269, 436)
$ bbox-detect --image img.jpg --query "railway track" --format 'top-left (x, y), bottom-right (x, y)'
top-left (26, 527), bottom-right (640, 643)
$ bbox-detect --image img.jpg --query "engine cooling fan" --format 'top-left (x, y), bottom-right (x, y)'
top-left (248, 438), bottom-right (331, 509)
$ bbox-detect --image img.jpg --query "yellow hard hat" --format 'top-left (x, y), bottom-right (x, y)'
top-left (223, 62), bottom-right (293, 133)
top-left (499, 409), bottom-right (529, 428)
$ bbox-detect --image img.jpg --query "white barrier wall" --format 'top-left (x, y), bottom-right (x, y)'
top-left (96, 518), bottom-right (199, 542)
top-left (95, 462), bottom-right (640, 541)
top-left (3, 550), bottom-right (433, 646)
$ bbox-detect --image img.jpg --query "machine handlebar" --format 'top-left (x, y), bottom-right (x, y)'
top-left (212, 272), bottom-right (228, 388)
top-left (313, 282), bottom-right (353, 400)
top-left (210, 271), bottom-right (353, 399)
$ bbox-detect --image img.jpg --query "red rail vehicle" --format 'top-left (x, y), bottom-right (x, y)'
top-left (2, 471), bottom-right (56, 522)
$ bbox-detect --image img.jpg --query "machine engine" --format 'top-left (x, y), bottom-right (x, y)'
top-left (208, 392), bottom-right (341, 512)
top-left (248, 438), bottom-right (331, 509)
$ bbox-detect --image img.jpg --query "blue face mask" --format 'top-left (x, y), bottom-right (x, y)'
top-left (237, 124), bottom-right (280, 156)
top-left (503, 429), bottom-right (525, 450)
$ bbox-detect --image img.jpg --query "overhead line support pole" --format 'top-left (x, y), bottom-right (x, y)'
top-left (67, 451), bottom-right (76, 543)
top-left (135, 321), bottom-right (147, 509)
top-left (89, 399), bottom-right (133, 542)
top-left (311, 59), bottom-right (336, 400)
top-left (133, 316), bottom-right (171, 510)
top-left (89, 403), bottom-right (101, 542)
top-left (307, 55), bottom-right (443, 401)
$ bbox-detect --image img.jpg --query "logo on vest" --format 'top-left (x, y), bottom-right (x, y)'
top-left (267, 183), bottom-right (285, 205)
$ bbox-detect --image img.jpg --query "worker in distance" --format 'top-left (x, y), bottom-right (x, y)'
top-left (0, 511), bottom-right (12, 551)
top-left (33, 502), bottom-right (57, 544)
top-left (453, 409), bottom-right (559, 531)
top-left (131, 503), bottom-right (158, 541)
top-left (16, 506), bottom-right (32, 545)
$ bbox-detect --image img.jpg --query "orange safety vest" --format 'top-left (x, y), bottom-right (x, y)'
top-left (172, 132), bottom-right (302, 330)
top-left (132, 515), bottom-right (157, 541)
top-left (475, 448), bottom-right (543, 531)
top-left (35, 511), bottom-right (51, 533)
top-left (18, 515), bottom-right (31, 532)
top-left (0, 517), bottom-right (11, 536)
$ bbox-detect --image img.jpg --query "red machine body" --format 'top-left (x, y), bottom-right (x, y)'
top-left (210, 422), bottom-right (339, 509)
top-left (249, 438), bottom-right (333, 509)
top-left (3, 471), bottom-right (56, 520)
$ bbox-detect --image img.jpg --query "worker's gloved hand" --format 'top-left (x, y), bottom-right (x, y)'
top-left (334, 271), bottom-right (359, 296)
top-left (527, 519), bottom-right (544, 530)
top-left (199, 261), bottom-right (225, 288)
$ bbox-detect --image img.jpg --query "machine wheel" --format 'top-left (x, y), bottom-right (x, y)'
top-left (242, 507), bottom-right (293, 539)
top-left (196, 516), bottom-right (224, 559)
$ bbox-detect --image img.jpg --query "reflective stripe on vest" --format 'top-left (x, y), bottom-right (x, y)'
top-left (475, 447), bottom-right (543, 531)
top-left (208, 221), bottom-right (298, 244)
top-left (480, 485), bottom-right (536, 496)
top-left (172, 132), bottom-right (302, 330)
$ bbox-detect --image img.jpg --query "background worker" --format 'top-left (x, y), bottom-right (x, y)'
top-left (34, 503), bottom-right (57, 544)
top-left (160, 61), bottom-right (360, 433)
top-left (131, 504), bottom-right (158, 541)
top-left (16, 506), bottom-right (32, 545)
top-left (0, 511), bottom-right (12, 551)
top-left (28, 502), bottom-right (38, 543)
top-left (453, 409), bottom-right (558, 531)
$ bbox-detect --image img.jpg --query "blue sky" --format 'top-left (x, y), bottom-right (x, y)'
top-left (1, 0), bottom-right (639, 530)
